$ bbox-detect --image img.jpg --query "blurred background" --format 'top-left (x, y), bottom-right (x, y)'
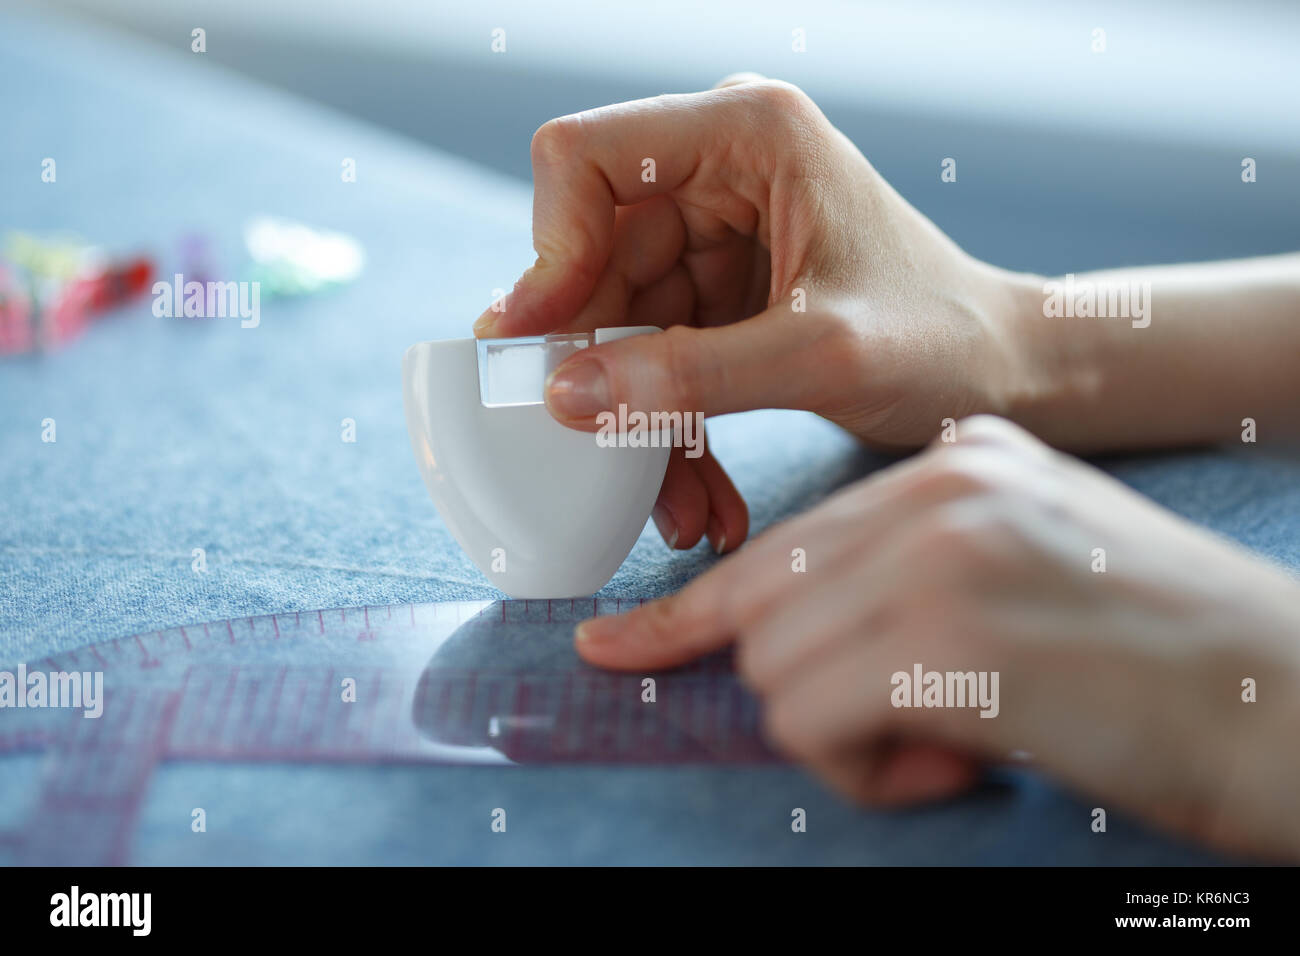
top-left (39, 0), bottom-right (1300, 271)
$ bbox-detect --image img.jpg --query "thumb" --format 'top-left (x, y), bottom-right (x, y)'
top-left (544, 310), bottom-right (835, 427)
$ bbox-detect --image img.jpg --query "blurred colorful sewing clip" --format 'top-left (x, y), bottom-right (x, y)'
top-left (0, 218), bottom-right (362, 353)
top-left (244, 216), bottom-right (364, 297)
top-left (0, 232), bottom-right (153, 355)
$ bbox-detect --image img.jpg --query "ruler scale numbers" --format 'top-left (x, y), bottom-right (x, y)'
top-left (0, 599), bottom-right (777, 864)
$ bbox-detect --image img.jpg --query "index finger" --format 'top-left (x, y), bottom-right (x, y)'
top-left (574, 549), bottom-right (749, 670)
top-left (573, 426), bottom-right (1038, 671)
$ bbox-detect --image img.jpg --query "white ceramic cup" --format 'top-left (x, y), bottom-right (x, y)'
top-left (402, 327), bottom-right (671, 598)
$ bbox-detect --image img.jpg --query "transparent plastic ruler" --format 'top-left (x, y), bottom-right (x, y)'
top-left (0, 598), bottom-right (776, 864)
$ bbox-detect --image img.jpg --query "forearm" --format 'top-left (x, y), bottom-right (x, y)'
top-left (994, 253), bottom-right (1300, 452)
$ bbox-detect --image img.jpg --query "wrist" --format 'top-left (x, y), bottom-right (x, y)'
top-left (978, 265), bottom-right (1123, 449)
top-left (975, 265), bottom-right (1061, 425)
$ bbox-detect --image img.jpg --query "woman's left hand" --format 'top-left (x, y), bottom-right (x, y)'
top-left (575, 416), bottom-right (1300, 859)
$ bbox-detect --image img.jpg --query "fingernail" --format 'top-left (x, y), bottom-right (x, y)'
top-left (575, 618), bottom-right (615, 645)
top-left (707, 515), bottom-right (727, 554)
top-left (472, 311), bottom-right (499, 336)
top-left (652, 503), bottom-right (678, 550)
top-left (546, 358), bottom-right (612, 420)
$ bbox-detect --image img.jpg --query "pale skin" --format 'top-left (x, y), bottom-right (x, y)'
top-left (473, 76), bottom-right (1300, 859)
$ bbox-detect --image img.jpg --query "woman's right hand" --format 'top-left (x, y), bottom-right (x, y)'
top-left (475, 75), bottom-right (1036, 447)
top-left (473, 76), bottom-right (1039, 551)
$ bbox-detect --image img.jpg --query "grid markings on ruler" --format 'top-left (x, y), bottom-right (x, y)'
top-left (0, 599), bottom-right (777, 864)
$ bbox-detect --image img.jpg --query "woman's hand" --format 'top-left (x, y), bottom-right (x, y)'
top-left (574, 416), bottom-right (1300, 860)
top-left (474, 76), bottom-right (1036, 553)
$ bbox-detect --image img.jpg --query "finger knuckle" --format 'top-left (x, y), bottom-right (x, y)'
top-left (909, 449), bottom-right (1004, 502)
top-left (634, 593), bottom-right (681, 638)
top-left (954, 414), bottom-right (1036, 450)
top-left (530, 115), bottom-right (584, 168)
top-left (907, 500), bottom-right (1025, 586)
top-left (655, 323), bottom-right (705, 413)
top-left (747, 79), bottom-right (821, 132)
